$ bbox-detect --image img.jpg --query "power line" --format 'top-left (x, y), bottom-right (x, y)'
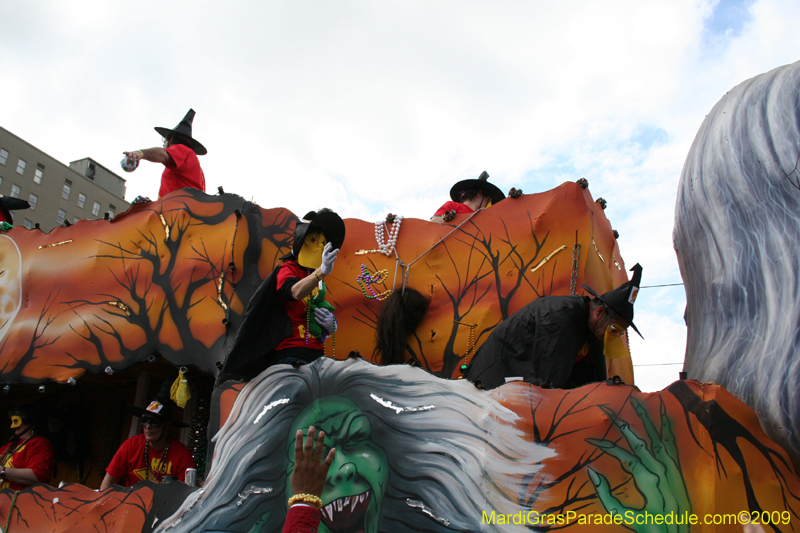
top-left (640, 283), bottom-right (684, 288)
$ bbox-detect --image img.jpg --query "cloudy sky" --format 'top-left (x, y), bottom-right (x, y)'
top-left (2, 0), bottom-right (799, 391)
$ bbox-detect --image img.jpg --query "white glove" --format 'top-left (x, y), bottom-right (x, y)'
top-left (314, 307), bottom-right (337, 334)
top-left (320, 242), bottom-right (339, 275)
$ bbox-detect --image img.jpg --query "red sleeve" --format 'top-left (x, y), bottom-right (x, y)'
top-left (282, 505), bottom-right (321, 533)
top-left (276, 262), bottom-right (305, 300)
top-left (0, 442), bottom-right (12, 461)
top-left (105, 436), bottom-right (135, 481)
top-left (434, 200), bottom-right (456, 217)
top-left (434, 200), bottom-right (477, 217)
top-left (171, 443), bottom-right (196, 482)
top-left (165, 144), bottom-right (193, 170)
top-left (24, 437), bottom-right (55, 483)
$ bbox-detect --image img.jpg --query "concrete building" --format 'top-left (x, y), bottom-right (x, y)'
top-left (0, 126), bottom-right (129, 233)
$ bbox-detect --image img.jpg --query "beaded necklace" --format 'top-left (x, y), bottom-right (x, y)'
top-left (375, 216), bottom-right (402, 256)
top-left (143, 437), bottom-right (171, 482)
top-left (0, 432), bottom-right (34, 468)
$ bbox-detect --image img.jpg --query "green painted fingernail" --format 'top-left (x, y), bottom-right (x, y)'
top-left (587, 468), bottom-right (600, 485)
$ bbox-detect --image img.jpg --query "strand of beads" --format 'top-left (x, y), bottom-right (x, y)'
top-left (356, 264), bottom-right (392, 301)
top-left (375, 215), bottom-right (403, 256)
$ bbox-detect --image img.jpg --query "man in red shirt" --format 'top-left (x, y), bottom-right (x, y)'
top-left (123, 109), bottom-right (207, 199)
top-left (100, 391), bottom-right (194, 489)
top-left (0, 404), bottom-right (54, 491)
top-left (431, 170), bottom-right (505, 222)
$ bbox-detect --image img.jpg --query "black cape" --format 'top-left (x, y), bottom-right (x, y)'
top-left (221, 264), bottom-right (292, 380)
top-left (464, 295), bottom-right (605, 389)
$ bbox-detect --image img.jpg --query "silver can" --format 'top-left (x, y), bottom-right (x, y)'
top-left (184, 468), bottom-right (197, 487)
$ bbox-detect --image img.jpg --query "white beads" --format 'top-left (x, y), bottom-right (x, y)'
top-left (375, 215), bottom-right (403, 256)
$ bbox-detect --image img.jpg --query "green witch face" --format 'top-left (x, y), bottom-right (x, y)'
top-left (286, 397), bottom-right (389, 533)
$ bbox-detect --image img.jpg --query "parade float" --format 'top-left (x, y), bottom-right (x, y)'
top-left (0, 60), bottom-right (798, 532)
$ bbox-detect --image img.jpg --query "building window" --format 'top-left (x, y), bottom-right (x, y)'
top-left (92, 201), bottom-right (100, 217)
top-left (77, 193), bottom-right (86, 208)
top-left (62, 180), bottom-right (72, 200)
top-left (73, 216), bottom-right (79, 224)
top-left (10, 185), bottom-right (20, 198)
top-left (0, 149), bottom-right (7, 165)
top-left (56, 209), bottom-right (66, 225)
top-left (108, 204), bottom-right (116, 219)
top-left (23, 219), bottom-right (32, 230)
top-left (28, 193), bottom-right (37, 210)
top-left (34, 164), bottom-right (44, 185)
top-left (16, 159), bottom-right (26, 175)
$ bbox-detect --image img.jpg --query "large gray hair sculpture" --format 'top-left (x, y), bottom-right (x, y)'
top-left (157, 357), bottom-right (550, 532)
top-left (675, 60), bottom-right (800, 469)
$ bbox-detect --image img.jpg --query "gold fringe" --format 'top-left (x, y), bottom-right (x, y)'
top-left (107, 301), bottom-right (131, 316)
top-left (530, 245), bottom-right (567, 273)
top-left (591, 238), bottom-right (605, 263)
top-left (38, 239), bottom-right (73, 249)
top-left (159, 214), bottom-right (170, 243)
top-left (217, 272), bottom-right (228, 311)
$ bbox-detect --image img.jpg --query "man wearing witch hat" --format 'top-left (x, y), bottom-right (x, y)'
top-left (221, 209), bottom-right (346, 380)
top-left (431, 171), bottom-right (505, 222)
top-left (100, 376), bottom-right (195, 490)
top-left (465, 264), bottom-right (643, 390)
top-left (123, 109), bottom-right (207, 199)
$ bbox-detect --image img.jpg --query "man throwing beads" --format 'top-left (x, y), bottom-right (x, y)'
top-left (123, 109), bottom-right (207, 199)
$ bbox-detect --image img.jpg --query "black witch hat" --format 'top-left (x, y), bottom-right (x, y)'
top-left (126, 374), bottom-right (189, 428)
top-left (449, 171), bottom-right (505, 205)
top-left (154, 109), bottom-right (207, 156)
top-left (581, 263), bottom-right (643, 338)
top-left (0, 196), bottom-right (30, 223)
top-left (288, 209), bottom-right (346, 256)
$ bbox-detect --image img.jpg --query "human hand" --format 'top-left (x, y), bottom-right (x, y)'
top-left (320, 242), bottom-right (339, 275)
top-left (290, 426), bottom-right (336, 498)
top-left (314, 308), bottom-right (336, 334)
top-left (122, 150), bottom-right (144, 162)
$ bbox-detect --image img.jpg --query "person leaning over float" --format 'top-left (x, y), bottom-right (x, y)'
top-left (0, 403), bottom-right (55, 491)
top-left (465, 264), bottom-right (643, 390)
top-left (100, 378), bottom-right (194, 490)
top-left (430, 171), bottom-right (505, 223)
top-left (221, 209), bottom-right (346, 379)
top-left (122, 108), bottom-right (207, 199)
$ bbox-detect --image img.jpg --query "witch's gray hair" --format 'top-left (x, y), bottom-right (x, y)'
top-left (674, 60), bottom-right (800, 468)
top-left (158, 358), bottom-right (551, 532)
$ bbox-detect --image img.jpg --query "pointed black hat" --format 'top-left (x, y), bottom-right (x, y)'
top-left (581, 263), bottom-right (643, 338)
top-left (155, 109), bottom-right (207, 156)
top-left (449, 171), bottom-right (505, 205)
top-left (287, 209), bottom-right (346, 257)
top-left (126, 373), bottom-right (189, 427)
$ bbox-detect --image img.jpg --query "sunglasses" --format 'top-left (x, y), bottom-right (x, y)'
top-left (141, 417), bottom-right (165, 428)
